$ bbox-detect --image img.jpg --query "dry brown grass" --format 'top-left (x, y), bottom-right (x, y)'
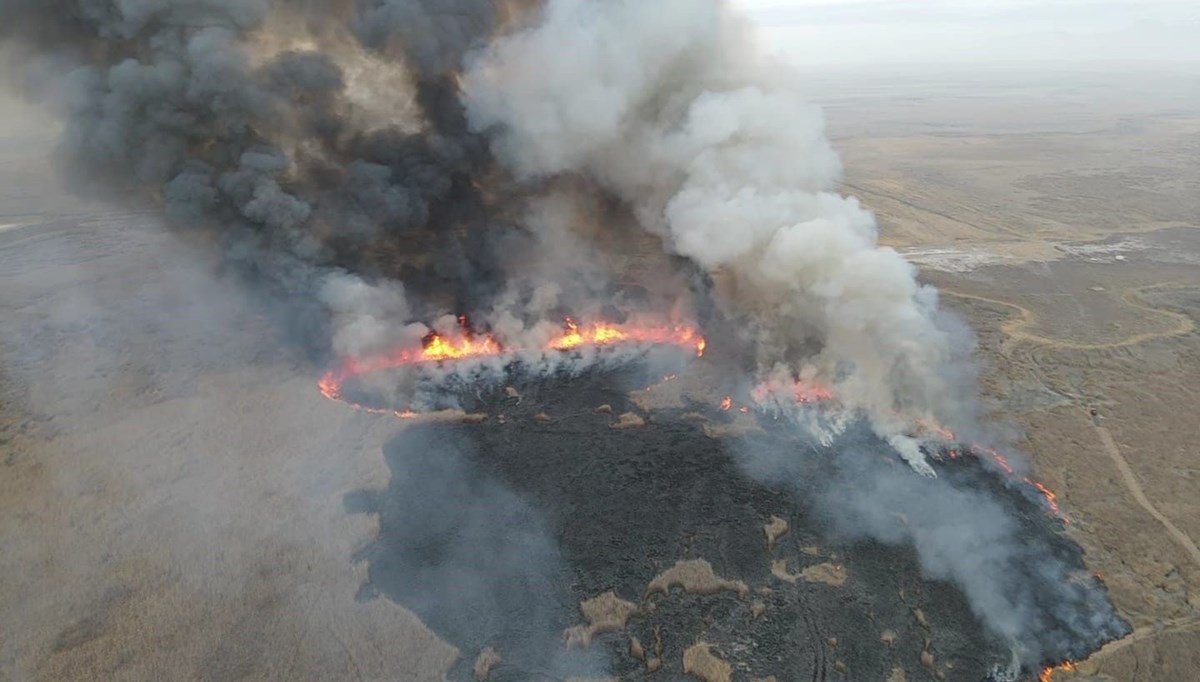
top-left (473, 647), bottom-right (502, 682)
top-left (682, 642), bottom-right (732, 682)
top-left (610, 412), bottom-right (646, 429)
top-left (563, 591), bottom-right (639, 648)
top-left (646, 559), bottom-right (749, 599)
top-left (801, 563), bottom-right (847, 587)
top-left (763, 515), bottom-right (789, 550)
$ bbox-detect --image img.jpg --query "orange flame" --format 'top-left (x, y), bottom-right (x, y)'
top-left (319, 317), bottom-right (706, 411)
top-left (549, 319), bottom-right (704, 355)
top-left (1026, 477), bottom-right (1067, 521)
top-left (720, 396), bottom-right (732, 411)
top-left (1040, 661), bottom-right (1077, 682)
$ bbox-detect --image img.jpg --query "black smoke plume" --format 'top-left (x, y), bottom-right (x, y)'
top-left (0, 0), bottom-right (1129, 673)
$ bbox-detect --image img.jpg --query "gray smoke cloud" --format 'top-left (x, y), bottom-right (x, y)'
top-left (0, 0), bottom-right (1126, 673)
top-left (458, 0), bottom-right (1127, 669)
top-left (461, 0), bottom-right (975, 473)
top-left (815, 440), bottom-right (1128, 668)
top-left (0, 0), bottom-right (566, 362)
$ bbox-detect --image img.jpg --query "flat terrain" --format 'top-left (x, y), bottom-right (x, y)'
top-left (0, 101), bottom-right (458, 681)
top-left (806, 67), bottom-right (1200, 681)
top-left (2, 66), bottom-right (1199, 681)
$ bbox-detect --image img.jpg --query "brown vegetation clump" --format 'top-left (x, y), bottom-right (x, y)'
top-left (770, 559), bottom-right (800, 584)
top-left (563, 591), bottom-right (639, 648)
top-left (763, 515), bottom-right (789, 550)
top-left (611, 412), bottom-right (646, 429)
top-left (473, 647), bottom-right (502, 682)
top-left (403, 410), bottom-right (488, 425)
top-left (801, 563), bottom-right (847, 587)
top-left (920, 649), bottom-right (936, 670)
top-left (700, 415), bottom-right (762, 439)
top-left (646, 559), bottom-right (749, 599)
top-left (629, 636), bottom-right (645, 661)
top-left (682, 642), bottom-right (732, 682)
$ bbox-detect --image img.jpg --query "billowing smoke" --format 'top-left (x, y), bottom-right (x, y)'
top-left (0, 0), bottom-right (1125, 672)
top-left (461, 0), bottom-right (975, 471)
top-left (456, 0), bottom-right (1126, 667)
top-left (0, 0), bottom-right (560, 360)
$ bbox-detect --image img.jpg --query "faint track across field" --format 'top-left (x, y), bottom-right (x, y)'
top-left (1090, 419), bottom-right (1200, 571)
top-left (940, 284), bottom-right (1195, 352)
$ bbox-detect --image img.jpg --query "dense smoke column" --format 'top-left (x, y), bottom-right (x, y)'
top-left (461, 0), bottom-right (1130, 668)
top-left (461, 0), bottom-right (980, 465)
top-left (0, 0), bottom-right (545, 357)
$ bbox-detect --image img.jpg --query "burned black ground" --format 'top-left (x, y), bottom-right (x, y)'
top-left (346, 366), bottom-right (1124, 681)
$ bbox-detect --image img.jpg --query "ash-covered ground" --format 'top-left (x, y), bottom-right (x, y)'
top-left (344, 363), bottom-right (1118, 682)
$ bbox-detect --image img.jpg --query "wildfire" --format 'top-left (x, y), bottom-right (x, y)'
top-left (1026, 478), bottom-right (1064, 518)
top-left (549, 318), bottom-right (705, 356)
top-left (750, 379), bottom-right (836, 405)
top-left (1040, 661), bottom-right (1077, 682)
top-left (318, 316), bottom-right (706, 411)
top-left (751, 380), bottom-right (1071, 524)
top-left (974, 445), bottom-right (1016, 475)
top-left (720, 396), bottom-right (733, 411)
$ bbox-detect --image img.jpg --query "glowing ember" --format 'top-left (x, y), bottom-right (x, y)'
top-left (644, 374), bottom-right (678, 392)
top-left (1040, 661), bottom-right (1077, 682)
top-left (750, 379), bottom-right (835, 405)
top-left (720, 396), bottom-right (733, 411)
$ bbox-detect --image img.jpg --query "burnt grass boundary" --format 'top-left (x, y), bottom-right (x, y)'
top-left (344, 364), bottom-right (1125, 681)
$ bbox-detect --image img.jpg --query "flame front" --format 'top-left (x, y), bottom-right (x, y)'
top-left (753, 379), bottom-right (1071, 524)
top-left (1040, 661), bottom-right (1077, 682)
top-left (318, 317), bottom-right (706, 415)
top-left (549, 319), bottom-right (705, 355)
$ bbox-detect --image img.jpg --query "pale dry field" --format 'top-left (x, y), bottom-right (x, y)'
top-left (0, 100), bottom-right (459, 681)
top-left (809, 66), bottom-right (1200, 681)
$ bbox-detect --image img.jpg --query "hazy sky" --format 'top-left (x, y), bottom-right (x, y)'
top-left (732, 0), bottom-right (1200, 66)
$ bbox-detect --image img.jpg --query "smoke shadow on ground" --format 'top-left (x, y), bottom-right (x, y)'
top-left (344, 367), bottom-right (1064, 682)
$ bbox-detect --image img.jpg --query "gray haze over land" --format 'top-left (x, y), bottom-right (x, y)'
top-left (2, 1), bottom-right (1178, 679)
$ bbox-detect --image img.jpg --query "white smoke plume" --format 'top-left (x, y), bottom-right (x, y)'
top-left (463, 0), bottom-right (969, 473)
top-left (1, 0), bottom-right (1128, 673)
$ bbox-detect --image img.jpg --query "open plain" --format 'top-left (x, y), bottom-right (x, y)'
top-left (2, 66), bottom-right (1199, 681)
top-left (813, 67), bottom-right (1200, 681)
